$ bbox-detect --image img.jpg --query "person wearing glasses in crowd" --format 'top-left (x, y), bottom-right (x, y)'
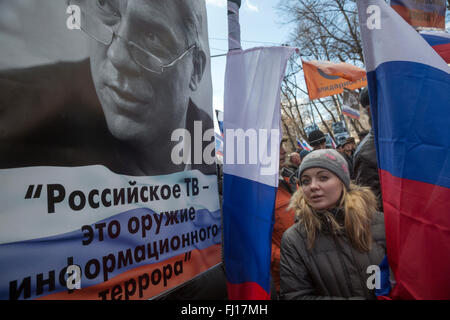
top-left (0, 0), bottom-right (215, 176)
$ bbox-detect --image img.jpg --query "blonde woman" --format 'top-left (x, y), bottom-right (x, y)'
top-left (279, 149), bottom-right (386, 300)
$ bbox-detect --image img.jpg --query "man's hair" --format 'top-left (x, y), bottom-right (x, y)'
top-left (179, 1), bottom-right (207, 53)
top-left (358, 131), bottom-right (369, 140)
top-left (288, 152), bottom-right (299, 161)
top-left (359, 87), bottom-right (370, 108)
top-left (307, 129), bottom-right (326, 147)
top-left (344, 137), bottom-right (355, 146)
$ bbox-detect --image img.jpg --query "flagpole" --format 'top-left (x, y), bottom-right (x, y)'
top-left (227, 0), bottom-right (242, 52)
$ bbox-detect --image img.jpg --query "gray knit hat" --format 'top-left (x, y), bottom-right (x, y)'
top-left (298, 149), bottom-right (351, 190)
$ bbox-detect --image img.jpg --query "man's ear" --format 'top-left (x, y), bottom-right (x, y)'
top-left (189, 48), bottom-right (206, 91)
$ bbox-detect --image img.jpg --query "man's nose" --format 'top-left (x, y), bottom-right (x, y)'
top-left (107, 27), bottom-right (141, 75)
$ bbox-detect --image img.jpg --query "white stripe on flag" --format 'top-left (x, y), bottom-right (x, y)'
top-left (357, 0), bottom-right (449, 74)
top-left (223, 47), bottom-right (296, 187)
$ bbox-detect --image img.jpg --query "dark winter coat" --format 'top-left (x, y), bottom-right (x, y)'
top-left (279, 191), bottom-right (386, 300)
top-left (353, 130), bottom-right (383, 211)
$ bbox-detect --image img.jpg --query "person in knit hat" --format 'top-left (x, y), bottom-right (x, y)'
top-left (279, 149), bottom-right (387, 300)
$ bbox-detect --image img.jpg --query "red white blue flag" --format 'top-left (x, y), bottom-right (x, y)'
top-left (421, 31), bottom-right (450, 64)
top-left (358, 0), bottom-right (450, 299)
top-left (215, 132), bottom-right (224, 158)
top-left (223, 46), bottom-right (295, 299)
top-left (297, 138), bottom-right (313, 152)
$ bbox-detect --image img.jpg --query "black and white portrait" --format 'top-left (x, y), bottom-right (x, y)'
top-left (0, 0), bottom-right (216, 176)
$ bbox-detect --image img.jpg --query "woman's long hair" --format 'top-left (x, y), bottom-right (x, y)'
top-left (288, 182), bottom-right (377, 252)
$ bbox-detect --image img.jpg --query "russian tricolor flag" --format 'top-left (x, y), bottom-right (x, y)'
top-left (223, 46), bottom-right (295, 299)
top-left (357, 0), bottom-right (450, 299)
top-left (215, 132), bottom-right (224, 158)
top-left (421, 31), bottom-right (450, 64)
top-left (297, 138), bottom-right (312, 152)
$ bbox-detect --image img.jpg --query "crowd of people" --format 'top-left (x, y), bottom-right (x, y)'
top-left (161, 86), bottom-right (384, 300)
top-left (272, 87), bottom-right (388, 299)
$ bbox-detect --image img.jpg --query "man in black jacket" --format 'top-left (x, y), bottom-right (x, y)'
top-left (353, 87), bottom-right (383, 211)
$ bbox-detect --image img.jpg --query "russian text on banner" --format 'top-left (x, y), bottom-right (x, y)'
top-left (0, 167), bottom-right (222, 300)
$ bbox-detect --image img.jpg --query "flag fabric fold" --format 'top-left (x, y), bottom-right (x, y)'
top-left (305, 60), bottom-right (367, 81)
top-left (215, 132), bottom-right (224, 158)
top-left (357, 0), bottom-right (450, 299)
top-left (216, 109), bottom-right (224, 134)
top-left (390, 0), bottom-right (446, 30)
top-left (421, 31), bottom-right (450, 64)
top-left (297, 138), bottom-right (312, 152)
top-left (342, 88), bottom-right (361, 120)
top-left (223, 46), bottom-right (295, 300)
top-left (302, 60), bottom-right (367, 100)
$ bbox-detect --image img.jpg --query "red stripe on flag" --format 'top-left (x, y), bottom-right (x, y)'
top-left (342, 111), bottom-right (360, 120)
top-left (227, 282), bottom-right (271, 300)
top-left (432, 43), bottom-right (450, 64)
top-left (379, 169), bottom-right (450, 299)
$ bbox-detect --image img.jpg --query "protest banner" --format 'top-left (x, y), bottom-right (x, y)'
top-left (302, 60), bottom-right (367, 100)
top-left (0, 1), bottom-right (222, 300)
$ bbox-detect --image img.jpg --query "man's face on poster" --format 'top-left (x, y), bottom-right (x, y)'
top-left (79, 0), bottom-right (203, 144)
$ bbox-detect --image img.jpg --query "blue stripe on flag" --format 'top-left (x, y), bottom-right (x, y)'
top-left (422, 34), bottom-right (450, 47)
top-left (367, 60), bottom-right (450, 189)
top-left (342, 105), bottom-right (360, 118)
top-left (376, 255), bottom-right (391, 297)
top-left (223, 173), bottom-right (277, 293)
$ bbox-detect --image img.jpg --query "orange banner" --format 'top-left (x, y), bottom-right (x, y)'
top-left (302, 60), bottom-right (367, 100)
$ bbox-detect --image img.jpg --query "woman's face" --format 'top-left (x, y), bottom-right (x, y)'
top-left (300, 168), bottom-right (343, 210)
